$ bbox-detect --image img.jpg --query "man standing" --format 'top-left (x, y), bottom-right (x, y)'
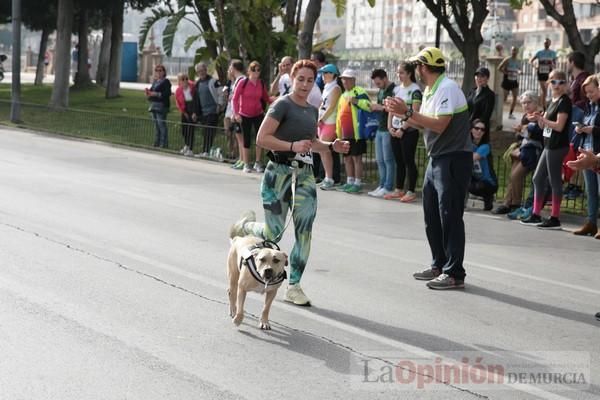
top-left (311, 51), bottom-right (327, 91)
top-left (369, 69), bottom-right (398, 197)
top-left (385, 47), bottom-right (472, 290)
top-left (192, 62), bottom-right (224, 157)
top-left (567, 51), bottom-right (590, 110)
top-left (530, 38), bottom-right (556, 110)
top-left (270, 56), bottom-right (294, 97)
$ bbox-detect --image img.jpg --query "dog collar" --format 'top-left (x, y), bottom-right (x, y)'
top-left (239, 241), bottom-right (287, 287)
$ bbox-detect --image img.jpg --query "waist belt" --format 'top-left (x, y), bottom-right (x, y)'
top-left (267, 151), bottom-right (311, 168)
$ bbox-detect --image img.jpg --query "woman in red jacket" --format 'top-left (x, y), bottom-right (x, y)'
top-left (175, 73), bottom-right (197, 157)
top-left (232, 61), bottom-right (272, 173)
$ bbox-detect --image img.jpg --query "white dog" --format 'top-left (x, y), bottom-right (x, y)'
top-left (227, 235), bottom-right (288, 330)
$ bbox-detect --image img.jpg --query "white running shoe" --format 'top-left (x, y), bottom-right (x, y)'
top-left (179, 145), bottom-right (189, 154)
top-left (374, 188), bottom-right (392, 198)
top-left (367, 187), bottom-right (383, 197)
top-left (183, 149), bottom-right (194, 157)
top-left (284, 284), bottom-right (311, 306)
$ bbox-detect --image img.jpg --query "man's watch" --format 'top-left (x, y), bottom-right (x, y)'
top-left (401, 109), bottom-right (413, 121)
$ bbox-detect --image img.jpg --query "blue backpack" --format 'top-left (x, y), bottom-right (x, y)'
top-left (354, 92), bottom-right (380, 140)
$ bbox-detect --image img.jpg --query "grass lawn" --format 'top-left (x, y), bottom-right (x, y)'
top-left (0, 83), bottom-right (180, 120)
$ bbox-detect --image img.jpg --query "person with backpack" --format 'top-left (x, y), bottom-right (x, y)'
top-left (232, 61), bottom-right (272, 173)
top-left (336, 69), bottom-right (372, 193)
top-left (191, 62), bottom-right (225, 158)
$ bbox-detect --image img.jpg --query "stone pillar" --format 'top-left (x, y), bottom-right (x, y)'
top-left (486, 56), bottom-right (504, 131)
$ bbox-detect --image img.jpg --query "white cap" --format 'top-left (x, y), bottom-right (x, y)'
top-left (340, 69), bottom-right (357, 79)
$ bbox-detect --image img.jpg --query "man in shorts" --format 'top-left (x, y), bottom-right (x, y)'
top-left (530, 38), bottom-right (556, 110)
top-left (336, 69), bottom-right (372, 193)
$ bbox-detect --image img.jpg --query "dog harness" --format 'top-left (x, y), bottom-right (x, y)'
top-left (239, 240), bottom-right (287, 288)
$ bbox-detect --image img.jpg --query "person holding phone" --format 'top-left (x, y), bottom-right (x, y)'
top-left (572, 75), bottom-right (600, 237)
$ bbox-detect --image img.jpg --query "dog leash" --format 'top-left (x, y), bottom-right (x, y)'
top-left (271, 161), bottom-right (298, 243)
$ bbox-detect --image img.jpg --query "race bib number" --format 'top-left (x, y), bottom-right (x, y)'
top-left (543, 126), bottom-right (552, 138)
top-left (539, 64), bottom-right (550, 74)
top-left (508, 71), bottom-right (518, 81)
top-left (293, 151), bottom-right (313, 165)
top-left (391, 116), bottom-right (402, 129)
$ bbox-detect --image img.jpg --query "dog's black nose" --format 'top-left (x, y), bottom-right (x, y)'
top-left (263, 268), bottom-right (273, 279)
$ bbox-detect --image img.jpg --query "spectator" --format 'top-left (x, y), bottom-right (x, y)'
top-left (529, 38), bottom-right (557, 111)
top-left (192, 62), bottom-right (224, 158)
top-left (368, 68), bottom-right (398, 198)
top-left (311, 51), bottom-right (327, 91)
top-left (493, 91), bottom-right (544, 215)
top-left (521, 70), bottom-right (572, 229)
top-left (270, 56), bottom-right (294, 97)
top-left (229, 60), bottom-right (350, 306)
top-left (568, 51), bottom-right (590, 110)
top-left (572, 75), bottom-right (600, 237)
top-left (316, 64), bottom-right (342, 190)
top-left (225, 59), bottom-right (246, 169)
top-left (499, 46), bottom-right (521, 119)
top-left (336, 69), bottom-right (372, 193)
top-left (386, 61), bottom-right (422, 203)
top-left (468, 119), bottom-right (497, 210)
top-left (174, 72), bottom-right (196, 157)
top-left (466, 67), bottom-right (496, 144)
top-left (145, 64), bottom-right (172, 148)
top-left (563, 51), bottom-right (591, 200)
top-left (385, 47), bottom-right (472, 290)
top-left (232, 60), bottom-right (271, 173)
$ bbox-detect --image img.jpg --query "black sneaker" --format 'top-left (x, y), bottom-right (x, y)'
top-left (413, 268), bottom-right (441, 281)
top-left (491, 205), bottom-right (511, 215)
top-left (537, 216), bottom-right (561, 230)
top-left (595, 312), bottom-right (600, 321)
top-left (520, 214), bottom-right (542, 226)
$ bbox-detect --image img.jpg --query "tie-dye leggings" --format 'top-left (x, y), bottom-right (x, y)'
top-left (244, 161), bottom-right (317, 285)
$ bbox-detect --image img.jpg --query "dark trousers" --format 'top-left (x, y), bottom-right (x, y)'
top-left (200, 113), bottom-right (219, 153)
top-left (423, 152), bottom-right (472, 280)
top-left (391, 129), bottom-right (419, 191)
top-left (181, 102), bottom-right (195, 150)
top-left (313, 148), bottom-right (341, 183)
top-left (469, 179), bottom-right (496, 199)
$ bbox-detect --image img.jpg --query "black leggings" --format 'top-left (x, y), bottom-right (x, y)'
top-left (241, 115), bottom-right (264, 149)
top-left (391, 129), bottom-right (419, 191)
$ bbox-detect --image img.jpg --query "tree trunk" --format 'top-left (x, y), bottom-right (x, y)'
top-left (284, 0), bottom-right (298, 33)
top-left (34, 27), bottom-right (50, 86)
top-left (461, 40), bottom-right (480, 93)
top-left (74, 9), bottom-right (92, 87)
top-left (49, 0), bottom-right (74, 109)
top-left (298, 0), bottom-right (322, 59)
top-left (105, 0), bottom-right (123, 99)
top-left (96, 14), bottom-right (111, 86)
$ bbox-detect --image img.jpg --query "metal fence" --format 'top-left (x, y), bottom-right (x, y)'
top-left (0, 100), bottom-right (587, 213)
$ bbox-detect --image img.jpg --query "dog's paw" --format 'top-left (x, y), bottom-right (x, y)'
top-left (259, 320), bottom-right (271, 330)
top-left (232, 313), bottom-right (244, 326)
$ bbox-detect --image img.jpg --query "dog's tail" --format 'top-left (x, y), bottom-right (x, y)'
top-left (229, 210), bottom-right (256, 239)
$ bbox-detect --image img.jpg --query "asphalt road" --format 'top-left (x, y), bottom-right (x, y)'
top-left (0, 127), bottom-right (598, 400)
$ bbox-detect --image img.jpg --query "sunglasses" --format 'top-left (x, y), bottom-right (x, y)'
top-left (472, 126), bottom-right (485, 131)
top-left (250, 67), bottom-right (261, 72)
top-left (550, 79), bottom-right (566, 85)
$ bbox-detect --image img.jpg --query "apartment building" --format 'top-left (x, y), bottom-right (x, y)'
top-left (344, 0), bottom-right (385, 50)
